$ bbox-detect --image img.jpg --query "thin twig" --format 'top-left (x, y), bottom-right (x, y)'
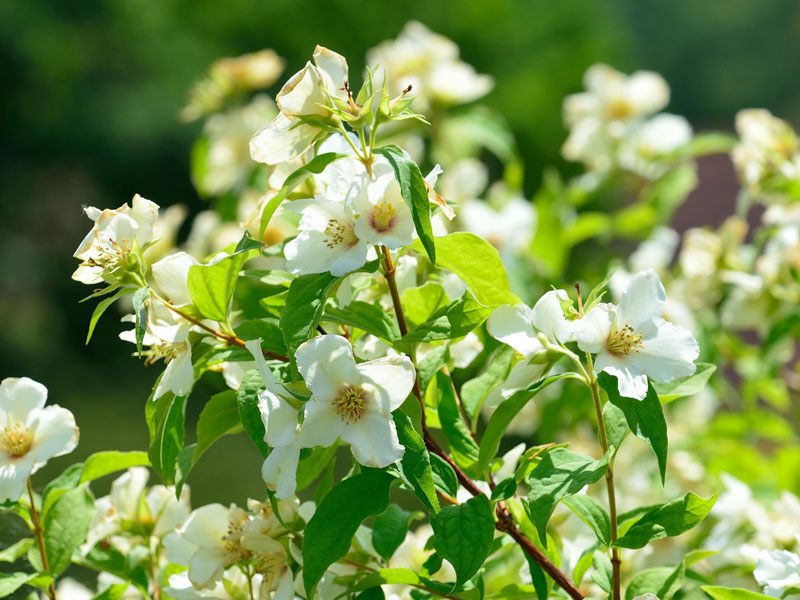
top-left (27, 479), bottom-right (57, 600)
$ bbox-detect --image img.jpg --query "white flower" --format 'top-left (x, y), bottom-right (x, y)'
top-left (245, 339), bottom-right (301, 499)
top-left (618, 113), bottom-right (693, 178)
top-left (754, 550), bottom-right (800, 597)
top-left (573, 270), bottom-right (699, 400)
top-left (294, 335), bottom-right (415, 467)
top-left (564, 64), bottom-right (669, 129)
top-left (284, 197), bottom-right (368, 276)
top-left (86, 467), bottom-right (191, 551)
top-left (120, 299), bottom-right (194, 400)
top-left (73, 194), bottom-right (159, 284)
top-left (165, 504), bottom-right (249, 589)
top-left (352, 162), bottom-right (415, 249)
top-left (366, 21), bottom-right (493, 111)
top-left (152, 251), bottom-right (199, 307)
top-left (458, 196), bottom-right (536, 254)
top-left (485, 290), bottom-right (575, 407)
top-left (250, 46), bottom-right (349, 165)
top-left (0, 377), bottom-right (78, 502)
top-left (732, 108), bottom-right (800, 192)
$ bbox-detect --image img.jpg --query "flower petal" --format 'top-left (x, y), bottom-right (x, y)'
top-left (356, 354), bottom-right (416, 412)
top-left (0, 377), bottom-right (48, 427)
top-left (261, 444), bottom-right (300, 499)
top-left (296, 398), bottom-right (346, 449)
top-left (595, 352), bottom-right (648, 400)
top-left (295, 335), bottom-right (360, 399)
top-left (188, 547), bottom-right (227, 590)
top-left (531, 290), bottom-right (574, 344)
top-left (486, 305), bottom-right (543, 357)
top-left (258, 391), bottom-right (297, 447)
top-left (341, 412), bottom-right (403, 468)
top-left (617, 270), bottom-right (666, 328)
top-left (250, 113), bottom-right (319, 165)
top-left (30, 405), bottom-right (78, 464)
top-left (152, 252), bottom-right (198, 306)
top-left (631, 318), bottom-right (699, 383)
top-left (0, 453), bottom-right (36, 502)
top-left (573, 304), bottom-right (614, 354)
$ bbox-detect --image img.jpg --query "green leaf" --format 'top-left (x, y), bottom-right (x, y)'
top-left (701, 587), bottom-right (777, 600)
top-left (432, 494), bottom-right (495, 587)
top-left (41, 463), bottom-right (84, 516)
top-left (403, 292), bottom-right (493, 343)
top-left (490, 478), bottom-right (517, 504)
top-left (86, 287), bottom-right (135, 344)
top-left (526, 447), bottom-right (612, 546)
top-left (436, 371), bottom-right (479, 471)
top-left (91, 583), bottom-right (131, 600)
top-left (524, 552), bottom-right (549, 600)
top-left (615, 491), bottom-right (717, 549)
top-left (176, 390), bottom-right (243, 492)
top-left (564, 495), bottom-right (612, 547)
top-left (259, 152), bottom-right (348, 237)
top-left (599, 372), bottom-right (668, 484)
top-left (402, 282), bottom-right (449, 327)
top-left (417, 345), bottom-right (450, 396)
top-left (233, 231), bottom-right (264, 255)
top-left (0, 538), bottom-right (34, 562)
top-left (374, 145), bottom-right (436, 263)
top-left (478, 374), bottom-right (578, 476)
top-left (43, 484), bottom-right (95, 575)
top-left (324, 301), bottom-right (401, 342)
top-left (592, 551), bottom-right (613, 593)
top-left (295, 444), bottom-right (338, 492)
top-left (148, 394), bottom-right (187, 485)
top-left (625, 563), bottom-right (685, 600)
top-left (237, 370), bottom-right (269, 458)
top-left (461, 345), bottom-right (515, 421)
top-left (372, 504), bottom-right (417, 561)
top-left (302, 469), bottom-right (394, 595)
top-left (430, 453), bottom-right (459, 499)
top-left (132, 286), bottom-right (149, 355)
top-left (188, 252), bottom-right (248, 323)
top-left (412, 232), bottom-right (519, 306)
top-left (603, 401), bottom-right (629, 455)
top-left (281, 272), bottom-right (338, 357)
top-left (394, 411), bottom-right (440, 514)
top-left (652, 363), bottom-right (716, 403)
top-left (355, 587), bottom-right (386, 600)
top-left (352, 568), bottom-right (426, 591)
top-left (0, 572), bottom-right (38, 596)
top-left (79, 451), bottom-right (150, 484)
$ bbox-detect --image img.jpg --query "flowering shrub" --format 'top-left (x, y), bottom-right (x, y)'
top-left (3, 20), bottom-right (800, 600)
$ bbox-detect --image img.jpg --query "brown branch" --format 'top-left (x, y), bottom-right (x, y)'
top-left (28, 479), bottom-right (57, 600)
top-left (160, 299), bottom-right (289, 362)
top-left (380, 246), bottom-right (583, 600)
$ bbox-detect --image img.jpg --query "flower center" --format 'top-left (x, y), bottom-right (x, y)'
top-left (607, 324), bottom-right (644, 356)
top-left (324, 219), bottom-right (358, 248)
top-left (332, 384), bottom-right (368, 423)
top-left (370, 200), bottom-right (395, 232)
top-left (608, 98), bottom-right (633, 120)
top-left (0, 424), bottom-right (33, 458)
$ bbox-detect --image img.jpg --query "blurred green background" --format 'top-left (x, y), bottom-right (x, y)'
top-left (2, 0), bottom-right (800, 505)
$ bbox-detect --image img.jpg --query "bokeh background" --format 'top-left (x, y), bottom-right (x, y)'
top-left (3, 0), bottom-right (800, 505)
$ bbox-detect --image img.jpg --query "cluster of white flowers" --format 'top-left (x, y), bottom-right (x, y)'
top-left (563, 64), bottom-right (693, 178)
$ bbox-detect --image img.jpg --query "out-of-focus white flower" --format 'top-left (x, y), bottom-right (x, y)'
top-left (250, 46), bottom-right (349, 165)
top-left (458, 197), bottom-right (535, 254)
top-left (754, 550), bottom-right (800, 597)
top-left (630, 227), bottom-right (680, 274)
top-left (294, 335), bottom-right (414, 467)
top-left (573, 270), bottom-right (699, 400)
top-left (439, 158), bottom-right (488, 203)
top-left (73, 194), bottom-right (159, 284)
top-left (450, 332), bottom-right (483, 369)
top-left (144, 203), bottom-right (188, 263)
top-left (44, 578), bottom-right (93, 600)
top-left (732, 109), bottom-right (800, 195)
top-left (618, 113), bottom-right (692, 179)
top-left (366, 21), bottom-right (493, 111)
top-left (0, 377), bottom-right (78, 502)
top-left (86, 467), bottom-right (191, 552)
top-left (195, 96), bottom-right (278, 197)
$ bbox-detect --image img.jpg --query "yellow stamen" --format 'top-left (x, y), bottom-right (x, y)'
top-left (371, 201), bottom-right (395, 232)
top-left (333, 385), bottom-right (368, 423)
top-left (0, 424), bottom-right (33, 458)
top-left (607, 324), bottom-right (644, 356)
top-left (323, 219), bottom-right (358, 249)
